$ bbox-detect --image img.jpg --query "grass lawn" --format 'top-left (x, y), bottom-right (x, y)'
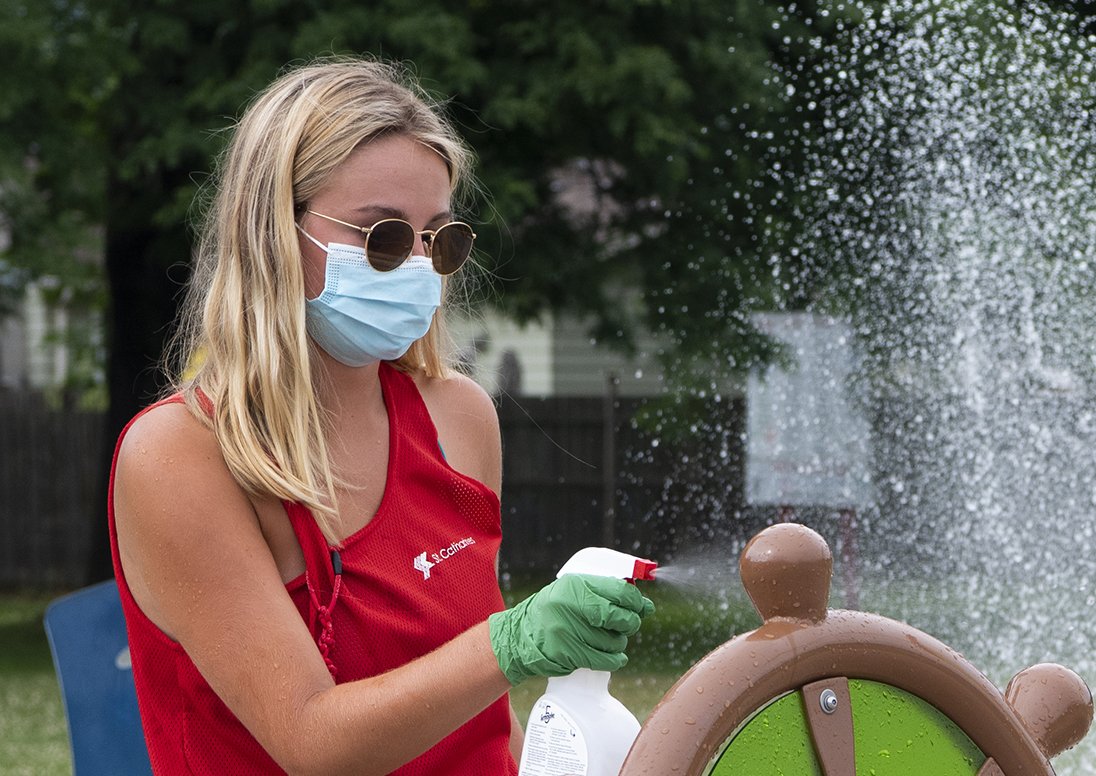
top-left (0, 592), bottom-right (71, 776)
top-left (0, 583), bottom-right (758, 775)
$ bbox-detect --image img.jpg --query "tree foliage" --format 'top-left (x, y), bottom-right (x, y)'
top-left (4, 0), bottom-right (1092, 579)
top-left (0, 0), bottom-right (867, 403)
top-left (3, 0), bottom-right (1092, 394)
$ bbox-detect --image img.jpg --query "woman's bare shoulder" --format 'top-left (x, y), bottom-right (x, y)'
top-left (416, 370), bottom-right (497, 418)
top-left (115, 399), bottom-right (250, 536)
top-left (414, 370), bottom-right (501, 493)
top-left (114, 399), bottom-right (287, 640)
top-left (118, 398), bottom-right (211, 452)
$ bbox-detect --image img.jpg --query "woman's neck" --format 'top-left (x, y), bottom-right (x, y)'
top-left (313, 356), bottom-right (386, 413)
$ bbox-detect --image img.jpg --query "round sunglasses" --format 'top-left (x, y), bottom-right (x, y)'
top-left (306, 210), bottom-right (475, 275)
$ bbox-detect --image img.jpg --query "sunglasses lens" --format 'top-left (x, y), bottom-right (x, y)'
top-left (367, 220), bottom-right (415, 272)
top-left (431, 223), bottom-right (475, 275)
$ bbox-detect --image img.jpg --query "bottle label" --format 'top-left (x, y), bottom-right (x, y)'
top-left (519, 697), bottom-right (588, 776)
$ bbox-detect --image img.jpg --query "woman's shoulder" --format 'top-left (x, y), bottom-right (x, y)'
top-left (412, 369), bottom-right (502, 493)
top-left (117, 397), bottom-right (223, 477)
top-left (413, 369), bottom-right (498, 427)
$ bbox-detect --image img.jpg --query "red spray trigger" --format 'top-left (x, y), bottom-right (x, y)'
top-left (629, 558), bottom-right (658, 583)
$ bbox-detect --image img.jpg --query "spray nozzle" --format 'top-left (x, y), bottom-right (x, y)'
top-left (631, 558), bottom-right (658, 582)
top-left (557, 547), bottom-right (659, 584)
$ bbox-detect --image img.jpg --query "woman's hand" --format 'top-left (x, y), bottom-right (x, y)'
top-left (488, 574), bottom-right (655, 686)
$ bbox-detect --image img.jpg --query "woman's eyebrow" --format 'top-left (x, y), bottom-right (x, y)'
top-left (350, 204), bottom-right (405, 221)
top-left (426, 210), bottom-right (455, 227)
top-left (349, 206), bottom-right (454, 227)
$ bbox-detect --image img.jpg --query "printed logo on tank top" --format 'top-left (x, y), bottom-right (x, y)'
top-left (413, 537), bottom-right (476, 580)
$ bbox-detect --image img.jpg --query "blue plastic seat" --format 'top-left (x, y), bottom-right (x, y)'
top-left (43, 580), bottom-right (152, 775)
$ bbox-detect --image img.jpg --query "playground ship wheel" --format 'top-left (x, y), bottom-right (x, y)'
top-left (619, 523), bottom-right (1093, 776)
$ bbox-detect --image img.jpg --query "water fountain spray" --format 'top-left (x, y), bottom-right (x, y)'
top-left (775, 1), bottom-right (1096, 770)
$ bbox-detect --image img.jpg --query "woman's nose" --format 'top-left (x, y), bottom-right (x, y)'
top-left (413, 232), bottom-right (432, 257)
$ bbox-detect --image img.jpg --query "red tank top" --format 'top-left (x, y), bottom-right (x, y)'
top-left (108, 363), bottom-right (517, 774)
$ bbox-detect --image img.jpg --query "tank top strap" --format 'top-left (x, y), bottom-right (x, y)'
top-left (377, 361), bottom-right (441, 454)
top-left (284, 499), bottom-right (343, 677)
top-left (284, 500), bottom-right (334, 581)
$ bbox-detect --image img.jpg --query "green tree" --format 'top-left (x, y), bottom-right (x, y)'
top-left (0, 0), bottom-right (112, 400)
top-left (0, 0), bottom-right (859, 580)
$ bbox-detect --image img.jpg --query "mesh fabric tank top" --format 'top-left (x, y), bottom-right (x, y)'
top-left (108, 363), bottom-right (517, 774)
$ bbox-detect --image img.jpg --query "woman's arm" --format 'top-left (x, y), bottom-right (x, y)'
top-left (509, 701), bottom-right (525, 762)
top-left (114, 402), bottom-right (511, 776)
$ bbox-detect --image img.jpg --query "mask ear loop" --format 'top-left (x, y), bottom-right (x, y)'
top-left (295, 221), bottom-right (328, 252)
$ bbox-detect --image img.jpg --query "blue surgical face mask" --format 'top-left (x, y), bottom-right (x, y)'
top-left (301, 233), bottom-right (442, 367)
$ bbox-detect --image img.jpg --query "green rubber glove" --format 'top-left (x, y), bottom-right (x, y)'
top-left (488, 573), bottom-right (655, 686)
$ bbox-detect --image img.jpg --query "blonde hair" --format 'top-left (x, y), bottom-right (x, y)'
top-left (169, 57), bottom-right (474, 542)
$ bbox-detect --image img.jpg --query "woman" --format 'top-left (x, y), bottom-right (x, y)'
top-left (109, 58), bottom-right (653, 775)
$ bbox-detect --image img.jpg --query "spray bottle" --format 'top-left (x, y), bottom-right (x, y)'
top-left (517, 547), bottom-right (658, 776)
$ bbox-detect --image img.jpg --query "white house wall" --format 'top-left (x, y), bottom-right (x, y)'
top-left (549, 314), bottom-right (665, 398)
top-left (0, 313), bottom-right (27, 389)
top-left (0, 281), bottom-right (68, 391)
top-left (447, 308), bottom-right (554, 397)
top-left (447, 307), bottom-right (667, 399)
top-left (24, 283), bottom-right (68, 389)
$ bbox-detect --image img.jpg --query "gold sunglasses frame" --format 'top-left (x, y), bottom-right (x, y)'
top-left (305, 210), bottom-right (476, 275)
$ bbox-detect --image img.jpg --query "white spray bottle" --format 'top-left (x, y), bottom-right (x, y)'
top-left (517, 547), bottom-right (658, 776)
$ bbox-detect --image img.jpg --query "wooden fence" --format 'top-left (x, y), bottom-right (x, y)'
top-left (0, 392), bottom-right (105, 589)
top-left (0, 390), bottom-right (750, 590)
top-left (494, 393), bottom-right (751, 576)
